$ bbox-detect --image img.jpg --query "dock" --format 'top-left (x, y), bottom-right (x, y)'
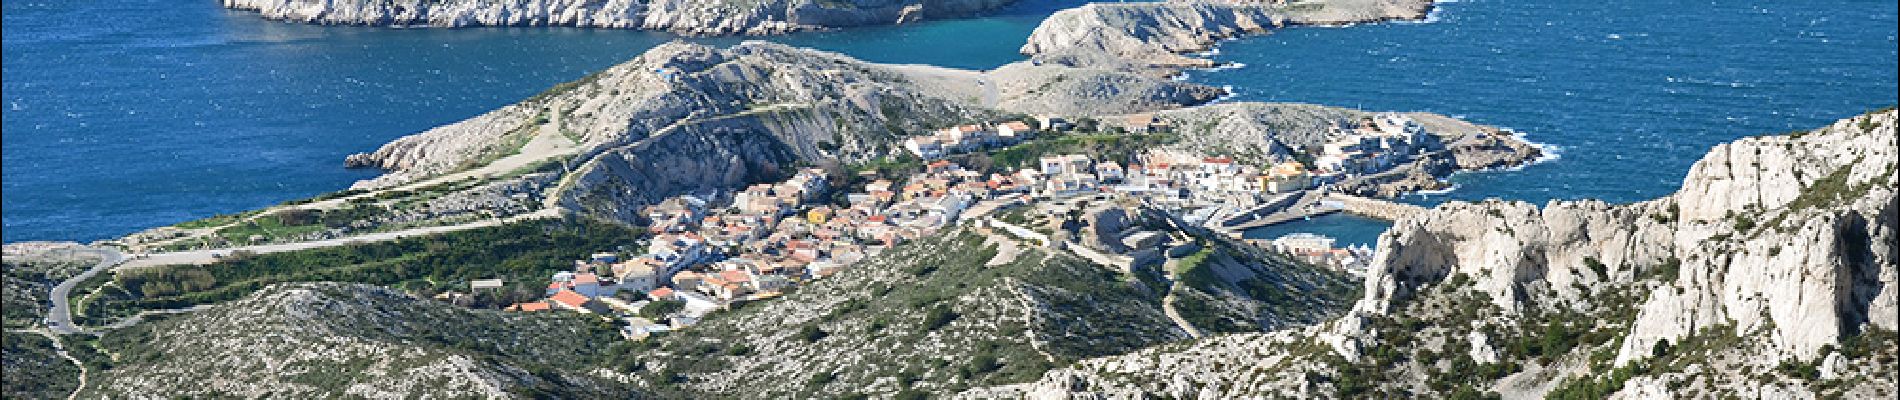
top-left (1219, 191), bottom-right (1426, 232)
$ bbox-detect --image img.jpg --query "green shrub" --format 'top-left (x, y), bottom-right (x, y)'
top-left (921, 306), bottom-right (959, 332)
top-left (798, 325), bottom-right (828, 343)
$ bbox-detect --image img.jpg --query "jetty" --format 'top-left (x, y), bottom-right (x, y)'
top-left (1219, 190), bottom-right (1426, 232)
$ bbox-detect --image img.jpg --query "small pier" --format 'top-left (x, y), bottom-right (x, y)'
top-left (1219, 191), bottom-right (1425, 232)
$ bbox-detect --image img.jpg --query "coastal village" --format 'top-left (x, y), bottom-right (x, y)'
top-left (472, 112), bottom-right (1433, 340)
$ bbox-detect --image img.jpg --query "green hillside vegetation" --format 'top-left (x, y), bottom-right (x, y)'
top-left (76, 282), bottom-right (628, 398)
top-left (616, 230), bottom-right (1188, 398)
top-left (1, 332), bottom-right (81, 399)
top-left (74, 218), bottom-right (641, 327)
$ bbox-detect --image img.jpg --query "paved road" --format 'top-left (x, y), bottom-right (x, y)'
top-left (45, 248), bottom-right (125, 335)
top-left (44, 208), bottom-right (562, 335)
top-left (119, 208), bottom-right (561, 270)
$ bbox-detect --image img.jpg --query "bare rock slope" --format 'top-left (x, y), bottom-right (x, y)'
top-left (80, 282), bottom-right (631, 399)
top-left (345, 41), bottom-right (1221, 224)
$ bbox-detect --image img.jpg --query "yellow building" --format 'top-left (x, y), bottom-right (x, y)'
top-left (1262, 161), bottom-right (1313, 194)
top-left (806, 207), bottom-right (833, 225)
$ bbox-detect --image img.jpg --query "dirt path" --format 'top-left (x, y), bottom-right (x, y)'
top-left (1159, 258), bottom-right (1204, 339)
top-left (4, 329), bottom-right (90, 400)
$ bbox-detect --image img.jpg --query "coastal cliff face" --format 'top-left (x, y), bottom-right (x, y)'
top-left (223, 0), bottom-right (1016, 35)
top-left (1021, 0), bottom-right (1434, 75)
top-left (963, 110), bottom-right (1899, 398)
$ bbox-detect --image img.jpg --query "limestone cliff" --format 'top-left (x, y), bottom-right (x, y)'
top-left (964, 109), bottom-right (1899, 399)
top-left (223, 0), bottom-right (1017, 35)
top-left (1021, 0), bottom-right (1436, 76)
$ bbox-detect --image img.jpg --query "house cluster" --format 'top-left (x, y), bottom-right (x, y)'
top-left (1314, 113), bottom-right (1432, 176)
top-left (502, 252), bottom-right (631, 314)
top-left (1258, 233), bottom-right (1373, 275)
top-left (1056, 151), bottom-right (1316, 209)
top-left (902, 120), bottom-right (1038, 159)
top-left (504, 160), bottom-right (1040, 334)
top-left (491, 119), bottom-right (1404, 337)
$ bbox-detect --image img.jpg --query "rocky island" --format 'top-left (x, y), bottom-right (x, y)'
top-left (223, 0), bottom-right (1020, 35)
top-left (1023, 0), bottom-right (1436, 76)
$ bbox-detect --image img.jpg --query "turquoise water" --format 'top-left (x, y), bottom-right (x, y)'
top-left (4, 0), bottom-right (1896, 243)
top-left (1240, 213), bottom-right (1391, 248)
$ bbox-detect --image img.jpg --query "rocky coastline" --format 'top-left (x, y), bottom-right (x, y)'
top-left (963, 109), bottom-right (1900, 398)
top-left (222, 0), bottom-right (1018, 36)
top-left (1021, 0), bottom-right (1437, 76)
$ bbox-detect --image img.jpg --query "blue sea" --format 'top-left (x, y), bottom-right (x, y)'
top-left (4, 0), bottom-right (1895, 244)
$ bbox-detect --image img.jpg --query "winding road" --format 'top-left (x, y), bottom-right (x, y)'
top-left (44, 208), bottom-right (563, 335)
top-left (45, 248), bottom-right (124, 335)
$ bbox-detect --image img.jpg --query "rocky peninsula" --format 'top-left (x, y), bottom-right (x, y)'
top-left (222, 0), bottom-right (1017, 35)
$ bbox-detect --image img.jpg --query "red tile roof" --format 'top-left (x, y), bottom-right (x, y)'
top-left (719, 270), bottom-right (752, 284)
top-left (550, 290), bottom-right (590, 308)
top-left (648, 287), bottom-right (675, 299)
top-left (573, 273), bottom-right (600, 285)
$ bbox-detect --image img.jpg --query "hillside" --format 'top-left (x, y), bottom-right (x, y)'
top-left (1, 245), bottom-right (98, 399)
top-left (326, 41), bottom-right (1220, 228)
top-left (621, 223), bottom-right (1356, 398)
top-left (77, 282), bottom-right (630, 399)
top-left (966, 109), bottom-right (1899, 398)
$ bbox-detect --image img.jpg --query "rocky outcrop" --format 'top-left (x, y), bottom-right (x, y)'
top-left (965, 110), bottom-right (1899, 398)
top-left (1021, 0), bottom-right (1436, 76)
top-left (644, 0), bottom-right (1018, 35)
top-left (1148, 102), bottom-right (1543, 196)
top-left (985, 62), bottom-right (1227, 116)
top-left (224, 0), bottom-right (1018, 35)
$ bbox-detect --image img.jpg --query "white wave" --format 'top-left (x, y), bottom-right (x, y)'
top-left (1507, 128), bottom-right (1563, 167)
top-left (1213, 85), bottom-right (1239, 103)
top-left (1413, 183), bottom-right (1461, 195)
